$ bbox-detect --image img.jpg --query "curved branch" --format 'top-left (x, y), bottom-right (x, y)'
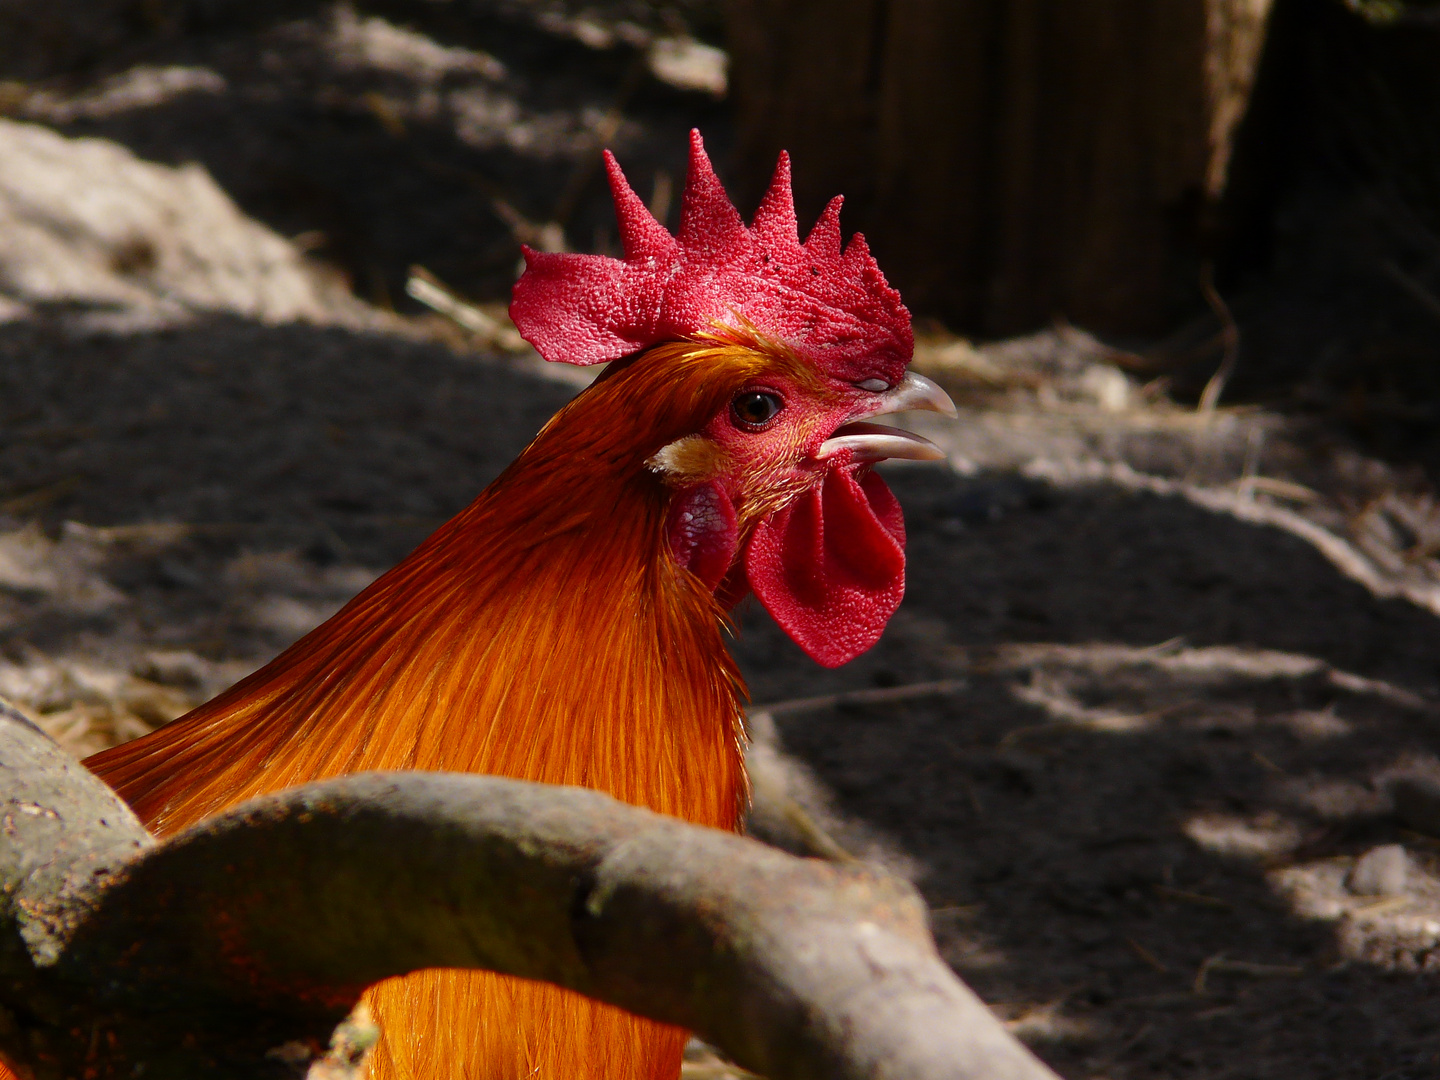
top-left (0, 704), bottom-right (1057, 1080)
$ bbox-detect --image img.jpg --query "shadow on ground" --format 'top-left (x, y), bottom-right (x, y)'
top-left (737, 469), bottom-right (1440, 1079)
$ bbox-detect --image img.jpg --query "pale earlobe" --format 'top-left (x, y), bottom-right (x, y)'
top-left (647, 435), bottom-right (723, 482)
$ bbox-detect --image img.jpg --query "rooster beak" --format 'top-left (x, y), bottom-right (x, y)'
top-left (817, 372), bottom-right (957, 463)
top-left (875, 372), bottom-right (959, 418)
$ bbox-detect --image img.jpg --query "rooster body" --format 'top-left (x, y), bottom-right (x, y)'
top-left (92, 340), bottom-right (762, 1080)
top-left (73, 133), bottom-right (953, 1080)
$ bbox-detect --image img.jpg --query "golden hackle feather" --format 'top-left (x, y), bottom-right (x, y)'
top-left (80, 337), bottom-right (809, 1080)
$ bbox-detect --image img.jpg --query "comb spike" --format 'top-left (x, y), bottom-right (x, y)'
top-left (842, 229), bottom-right (872, 269)
top-left (511, 131), bottom-right (912, 385)
top-left (605, 151), bottom-right (676, 261)
top-left (803, 195), bottom-right (845, 263)
top-left (751, 150), bottom-right (799, 246)
top-left (678, 129), bottom-right (748, 254)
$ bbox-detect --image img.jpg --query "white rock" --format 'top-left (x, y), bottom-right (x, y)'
top-left (0, 523), bottom-right (125, 613)
top-left (328, 6), bottom-right (505, 83)
top-left (23, 66), bottom-right (226, 123)
top-left (0, 119), bottom-right (367, 331)
top-left (648, 38), bottom-right (728, 97)
top-left (1348, 844), bottom-right (1410, 897)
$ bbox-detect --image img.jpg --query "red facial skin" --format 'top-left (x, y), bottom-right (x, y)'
top-left (658, 369), bottom-right (912, 668)
top-left (695, 373), bottom-right (884, 524)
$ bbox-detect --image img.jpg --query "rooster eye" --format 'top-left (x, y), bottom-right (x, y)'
top-left (731, 391), bottom-right (784, 430)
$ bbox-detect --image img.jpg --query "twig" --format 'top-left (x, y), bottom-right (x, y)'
top-left (1117, 1021), bottom-right (1154, 1054)
top-left (406, 265), bottom-right (528, 352)
top-left (682, 1064), bottom-right (762, 1080)
top-left (1250, 750), bottom-right (1286, 775)
top-left (683, 1039), bottom-right (764, 1080)
top-left (0, 476), bottom-right (80, 516)
top-left (1194, 954), bottom-right (1304, 994)
top-left (1125, 937), bottom-right (1169, 974)
top-left (1024, 456), bottom-right (1440, 627)
top-left (929, 904), bottom-right (983, 921)
top-left (551, 54), bottom-right (648, 228)
top-left (1155, 884), bottom-right (1232, 910)
top-left (1230, 476), bottom-right (1319, 504)
top-left (489, 198), bottom-right (566, 253)
top-left (1196, 262), bottom-right (1239, 416)
top-left (751, 678), bottom-right (969, 721)
top-left (649, 169), bottom-right (674, 225)
top-left (1193, 953), bottom-right (1225, 994)
top-left (776, 798), bottom-right (857, 864)
top-left (1381, 260), bottom-right (1440, 327)
top-left (1236, 424), bottom-right (1264, 502)
top-left (1350, 895), bottom-right (1412, 919)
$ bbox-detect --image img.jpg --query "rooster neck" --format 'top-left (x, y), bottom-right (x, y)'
top-left (91, 433), bottom-right (748, 837)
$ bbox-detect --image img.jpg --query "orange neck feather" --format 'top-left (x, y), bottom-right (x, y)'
top-left (87, 341), bottom-right (778, 837)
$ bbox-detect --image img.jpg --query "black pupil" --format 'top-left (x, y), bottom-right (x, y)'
top-left (734, 392), bottom-right (782, 428)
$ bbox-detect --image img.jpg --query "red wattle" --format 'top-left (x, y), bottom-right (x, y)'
top-left (666, 481), bottom-right (739, 591)
top-left (744, 466), bottom-right (906, 668)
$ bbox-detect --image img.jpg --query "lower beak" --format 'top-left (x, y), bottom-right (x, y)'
top-left (817, 372), bottom-right (956, 463)
top-left (818, 422), bottom-right (944, 462)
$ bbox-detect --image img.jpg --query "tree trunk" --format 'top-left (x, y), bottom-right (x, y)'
top-left (726, 0), bottom-right (1273, 338)
top-left (0, 699), bottom-right (1059, 1080)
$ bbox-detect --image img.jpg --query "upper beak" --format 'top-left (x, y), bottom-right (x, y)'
top-left (817, 372), bottom-right (957, 463)
top-left (871, 372), bottom-right (958, 418)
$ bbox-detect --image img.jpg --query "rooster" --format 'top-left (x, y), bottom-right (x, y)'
top-left (76, 131), bottom-right (954, 1080)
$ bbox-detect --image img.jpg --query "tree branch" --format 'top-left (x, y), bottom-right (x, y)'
top-left (0, 702), bottom-right (1057, 1080)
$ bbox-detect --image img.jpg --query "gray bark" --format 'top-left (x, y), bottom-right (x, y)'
top-left (0, 700), bottom-right (1057, 1080)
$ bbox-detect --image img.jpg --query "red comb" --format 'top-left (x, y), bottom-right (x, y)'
top-left (509, 130), bottom-right (912, 385)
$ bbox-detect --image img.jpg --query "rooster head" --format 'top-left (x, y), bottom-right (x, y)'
top-left (510, 131), bottom-right (954, 668)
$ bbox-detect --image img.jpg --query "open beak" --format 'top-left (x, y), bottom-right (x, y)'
top-left (818, 372), bottom-right (957, 464)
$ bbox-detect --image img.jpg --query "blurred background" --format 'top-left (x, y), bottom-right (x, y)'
top-left (7, 0), bottom-right (1440, 424)
top-left (7, 1), bottom-right (1440, 1077)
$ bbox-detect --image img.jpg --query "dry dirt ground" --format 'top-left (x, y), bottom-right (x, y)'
top-left (5, 314), bottom-right (1440, 1080)
top-left (5, 5), bottom-right (1440, 1079)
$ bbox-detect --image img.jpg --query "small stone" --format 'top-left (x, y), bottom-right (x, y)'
top-left (1347, 844), bottom-right (1410, 896)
